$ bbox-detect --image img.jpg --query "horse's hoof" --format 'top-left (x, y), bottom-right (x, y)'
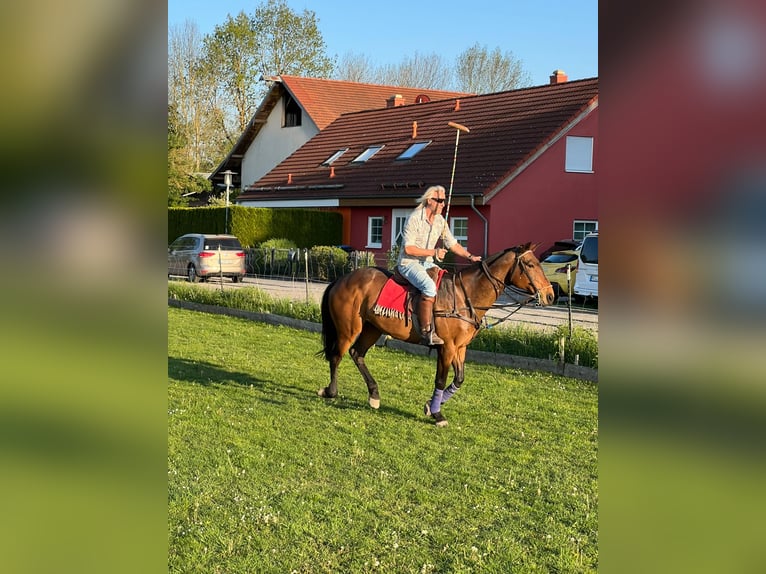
top-left (432, 410), bottom-right (448, 427)
top-left (369, 398), bottom-right (380, 409)
top-left (423, 402), bottom-right (431, 416)
top-left (317, 388), bottom-right (327, 398)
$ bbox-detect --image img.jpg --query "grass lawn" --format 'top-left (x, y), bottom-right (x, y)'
top-left (168, 307), bottom-right (598, 572)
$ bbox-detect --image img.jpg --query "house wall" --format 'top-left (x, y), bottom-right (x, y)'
top-left (486, 108), bottom-right (598, 256)
top-left (347, 204), bottom-right (489, 264)
top-left (241, 99), bottom-right (319, 188)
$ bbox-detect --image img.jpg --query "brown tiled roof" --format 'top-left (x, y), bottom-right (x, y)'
top-left (278, 75), bottom-right (472, 130)
top-left (239, 78), bottom-right (598, 204)
top-left (209, 76), bottom-right (470, 188)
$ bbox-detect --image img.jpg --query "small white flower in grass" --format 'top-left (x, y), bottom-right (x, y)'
top-left (421, 529), bottom-right (428, 535)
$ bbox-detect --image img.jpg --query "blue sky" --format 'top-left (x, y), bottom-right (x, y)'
top-left (168, 0), bottom-right (598, 87)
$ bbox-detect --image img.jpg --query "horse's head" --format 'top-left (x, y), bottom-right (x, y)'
top-left (503, 243), bottom-right (555, 306)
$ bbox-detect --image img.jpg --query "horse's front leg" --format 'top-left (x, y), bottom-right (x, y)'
top-left (425, 347), bottom-right (454, 427)
top-left (439, 347), bottom-right (467, 407)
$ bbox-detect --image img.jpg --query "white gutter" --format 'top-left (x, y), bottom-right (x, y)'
top-left (236, 199), bottom-right (340, 208)
top-left (470, 195), bottom-right (489, 257)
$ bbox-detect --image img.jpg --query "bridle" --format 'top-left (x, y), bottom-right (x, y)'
top-left (438, 249), bottom-right (552, 329)
top-left (481, 249), bottom-right (552, 304)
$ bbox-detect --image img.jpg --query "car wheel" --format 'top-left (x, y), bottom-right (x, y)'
top-left (232, 275), bottom-right (242, 283)
top-left (187, 265), bottom-right (200, 283)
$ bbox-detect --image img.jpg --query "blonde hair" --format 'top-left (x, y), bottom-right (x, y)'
top-left (417, 185), bottom-right (446, 206)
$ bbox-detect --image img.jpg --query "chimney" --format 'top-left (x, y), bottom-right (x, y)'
top-left (386, 94), bottom-right (405, 108)
top-left (330, 166), bottom-right (335, 178)
top-left (287, 173), bottom-right (292, 184)
top-left (549, 69), bottom-right (568, 84)
top-left (454, 99), bottom-right (461, 111)
top-left (412, 121), bottom-right (417, 139)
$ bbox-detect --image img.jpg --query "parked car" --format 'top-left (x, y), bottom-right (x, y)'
top-left (538, 238), bottom-right (581, 262)
top-left (168, 233), bottom-right (245, 283)
top-left (541, 249), bottom-right (579, 302)
top-left (573, 232), bottom-right (598, 298)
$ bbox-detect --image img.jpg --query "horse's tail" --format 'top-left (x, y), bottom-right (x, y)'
top-left (316, 279), bottom-right (340, 362)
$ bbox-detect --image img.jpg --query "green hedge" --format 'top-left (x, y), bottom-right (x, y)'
top-left (168, 206), bottom-right (342, 248)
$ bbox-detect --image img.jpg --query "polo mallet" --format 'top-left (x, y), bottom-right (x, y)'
top-left (442, 121), bottom-right (470, 242)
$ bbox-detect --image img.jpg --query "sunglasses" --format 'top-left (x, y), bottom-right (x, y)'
top-left (431, 197), bottom-right (445, 204)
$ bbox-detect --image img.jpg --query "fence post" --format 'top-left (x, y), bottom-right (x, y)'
top-left (304, 249), bottom-right (309, 303)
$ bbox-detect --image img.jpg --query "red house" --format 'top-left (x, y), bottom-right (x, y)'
top-left (236, 73), bottom-right (598, 261)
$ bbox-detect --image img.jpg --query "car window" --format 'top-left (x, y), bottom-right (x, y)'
top-left (544, 253), bottom-right (578, 264)
top-left (580, 236), bottom-right (598, 264)
top-left (204, 238), bottom-right (243, 251)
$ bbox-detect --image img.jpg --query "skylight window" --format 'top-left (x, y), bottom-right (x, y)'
top-left (321, 148), bottom-right (348, 166)
top-left (351, 145), bottom-right (384, 163)
top-left (396, 141), bottom-right (431, 160)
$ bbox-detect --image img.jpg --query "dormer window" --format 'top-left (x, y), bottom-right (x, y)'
top-left (396, 141), bottom-right (431, 160)
top-left (284, 94), bottom-right (301, 127)
top-left (351, 145), bottom-right (384, 164)
top-left (321, 148), bottom-right (349, 166)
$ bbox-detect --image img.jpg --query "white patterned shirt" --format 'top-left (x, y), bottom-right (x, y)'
top-left (397, 205), bottom-right (457, 267)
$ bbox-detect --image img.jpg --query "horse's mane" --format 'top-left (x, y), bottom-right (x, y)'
top-left (483, 242), bottom-right (535, 266)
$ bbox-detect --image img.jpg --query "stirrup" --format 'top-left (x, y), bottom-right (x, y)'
top-left (421, 328), bottom-right (444, 346)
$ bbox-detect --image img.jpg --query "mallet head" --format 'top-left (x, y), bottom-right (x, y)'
top-left (448, 121), bottom-right (470, 133)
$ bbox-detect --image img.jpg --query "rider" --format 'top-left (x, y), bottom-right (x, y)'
top-left (397, 185), bottom-right (482, 346)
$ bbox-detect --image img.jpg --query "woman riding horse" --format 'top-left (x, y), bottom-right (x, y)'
top-left (317, 241), bottom-right (554, 426)
top-left (397, 185), bottom-right (481, 346)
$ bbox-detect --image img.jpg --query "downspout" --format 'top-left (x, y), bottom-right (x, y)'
top-left (470, 195), bottom-right (489, 257)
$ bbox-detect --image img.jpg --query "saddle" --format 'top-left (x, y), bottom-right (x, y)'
top-left (373, 267), bottom-right (448, 325)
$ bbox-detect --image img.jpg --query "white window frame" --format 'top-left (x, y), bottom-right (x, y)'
top-left (321, 148), bottom-right (348, 166)
top-left (352, 145), bottom-right (384, 163)
top-left (390, 209), bottom-right (409, 249)
top-left (565, 136), bottom-right (594, 173)
top-left (450, 217), bottom-right (469, 245)
top-left (396, 141), bottom-right (431, 160)
top-left (573, 220), bottom-right (598, 242)
top-left (367, 216), bottom-right (384, 248)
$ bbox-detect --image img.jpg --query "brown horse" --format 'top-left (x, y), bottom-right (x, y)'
top-left (317, 243), bottom-right (554, 426)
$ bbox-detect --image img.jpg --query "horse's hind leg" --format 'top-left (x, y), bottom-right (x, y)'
top-left (349, 323), bottom-right (383, 409)
top-left (318, 307), bottom-right (363, 400)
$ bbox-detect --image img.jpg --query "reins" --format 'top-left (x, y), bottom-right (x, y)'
top-left (434, 249), bottom-right (547, 330)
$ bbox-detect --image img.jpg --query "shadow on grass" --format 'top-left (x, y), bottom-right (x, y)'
top-left (170, 356), bottom-right (433, 424)
top-left (168, 356), bottom-right (265, 388)
top-left (169, 356), bottom-right (332, 408)
top-left (317, 393), bottom-right (428, 424)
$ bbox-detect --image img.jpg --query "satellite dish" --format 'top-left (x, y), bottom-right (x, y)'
top-left (415, 94), bottom-right (430, 104)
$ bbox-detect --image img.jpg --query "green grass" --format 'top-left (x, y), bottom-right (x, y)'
top-left (168, 282), bottom-right (598, 369)
top-left (168, 307), bottom-right (598, 572)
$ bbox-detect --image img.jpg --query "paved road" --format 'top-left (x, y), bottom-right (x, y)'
top-left (189, 275), bottom-right (598, 334)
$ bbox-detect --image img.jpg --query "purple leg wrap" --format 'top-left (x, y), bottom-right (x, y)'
top-left (429, 389), bottom-right (445, 414)
top-left (440, 383), bottom-right (460, 405)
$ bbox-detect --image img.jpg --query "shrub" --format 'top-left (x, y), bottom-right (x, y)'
top-left (309, 246), bottom-right (349, 281)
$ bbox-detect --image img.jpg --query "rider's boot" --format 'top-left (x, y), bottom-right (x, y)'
top-left (418, 296), bottom-right (444, 346)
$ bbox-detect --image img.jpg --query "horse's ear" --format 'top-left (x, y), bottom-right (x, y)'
top-left (530, 242), bottom-right (540, 252)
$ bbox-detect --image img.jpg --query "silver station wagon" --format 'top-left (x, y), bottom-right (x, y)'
top-left (168, 233), bottom-right (246, 283)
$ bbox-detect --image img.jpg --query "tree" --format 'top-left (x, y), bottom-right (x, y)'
top-left (169, 20), bottom-right (230, 174)
top-left (454, 43), bottom-right (532, 94)
top-left (201, 11), bottom-right (260, 136)
top-left (377, 52), bottom-right (452, 89)
top-left (168, 104), bottom-right (211, 206)
top-left (334, 51), bottom-right (378, 84)
top-left (254, 0), bottom-right (334, 79)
